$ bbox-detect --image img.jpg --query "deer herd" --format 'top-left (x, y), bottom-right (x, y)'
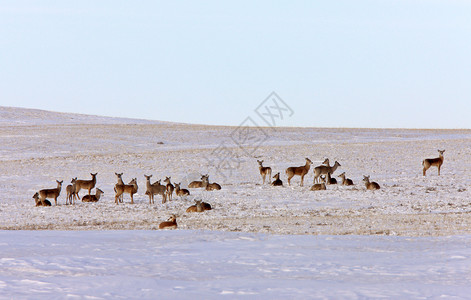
top-left (33, 149), bottom-right (446, 229)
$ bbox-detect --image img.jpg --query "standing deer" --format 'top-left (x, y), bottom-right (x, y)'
top-left (363, 175), bottom-right (380, 190)
top-left (164, 177), bottom-right (175, 201)
top-left (115, 178), bottom-right (138, 204)
top-left (66, 177), bottom-right (77, 205)
top-left (285, 158), bottom-right (312, 186)
top-left (257, 160), bottom-right (272, 185)
top-left (159, 215), bottom-right (178, 229)
top-left (38, 180), bottom-right (63, 206)
top-left (82, 188), bottom-right (104, 202)
top-left (114, 172), bottom-right (125, 203)
top-left (175, 182), bottom-right (190, 197)
top-left (75, 173), bottom-right (97, 198)
top-left (271, 172), bottom-right (283, 186)
top-left (310, 175), bottom-right (327, 191)
top-left (144, 175), bottom-right (166, 204)
top-left (188, 174), bottom-right (207, 188)
top-left (338, 172), bottom-right (354, 186)
top-left (33, 192), bottom-right (51, 206)
top-left (423, 150), bottom-right (445, 176)
top-left (202, 175), bottom-right (221, 191)
top-left (313, 161), bottom-right (341, 184)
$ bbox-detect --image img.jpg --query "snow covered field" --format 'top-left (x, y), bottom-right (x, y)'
top-left (1, 106), bottom-right (471, 298)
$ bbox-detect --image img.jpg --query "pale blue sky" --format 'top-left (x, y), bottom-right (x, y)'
top-left (1, 1), bottom-right (470, 128)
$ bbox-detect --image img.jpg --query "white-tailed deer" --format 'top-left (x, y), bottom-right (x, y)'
top-left (338, 172), bottom-right (354, 186)
top-left (313, 161), bottom-right (341, 184)
top-left (202, 175), bottom-right (221, 191)
top-left (186, 199), bottom-right (211, 212)
top-left (310, 175), bottom-right (326, 191)
top-left (423, 149), bottom-right (445, 176)
top-left (82, 188), bottom-right (104, 202)
top-left (286, 158), bottom-right (312, 186)
top-left (38, 180), bottom-right (63, 206)
top-left (257, 160), bottom-right (272, 185)
top-left (33, 192), bottom-right (51, 206)
top-left (363, 175), bottom-right (380, 190)
top-left (326, 172), bottom-right (337, 185)
top-left (271, 172), bottom-right (283, 186)
top-left (188, 174), bottom-right (207, 188)
top-left (159, 215), bottom-right (177, 229)
top-left (66, 177), bottom-right (77, 205)
top-left (164, 177), bottom-right (175, 201)
top-left (114, 172), bottom-right (124, 202)
top-left (175, 182), bottom-right (190, 197)
top-left (144, 175), bottom-right (166, 204)
top-left (75, 173), bottom-right (97, 198)
top-left (115, 178), bottom-right (138, 204)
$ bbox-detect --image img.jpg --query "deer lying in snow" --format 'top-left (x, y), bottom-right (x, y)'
top-left (363, 175), bottom-right (380, 190)
top-left (82, 188), bottom-right (104, 202)
top-left (338, 172), bottom-right (354, 186)
top-left (33, 192), bottom-right (51, 206)
top-left (271, 172), bottom-right (283, 186)
top-left (159, 215), bottom-right (177, 229)
top-left (310, 175), bottom-right (326, 191)
top-left (186, 200), bottom-right (212, 212)
top-left (175, 182), bottom-right (190, 197)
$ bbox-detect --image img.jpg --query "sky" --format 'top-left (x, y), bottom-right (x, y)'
top-left (0, 1), bottom-right (470, 129)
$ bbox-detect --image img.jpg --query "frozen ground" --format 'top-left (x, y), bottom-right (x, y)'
top-left (1, 106), bottom-right (471, 298)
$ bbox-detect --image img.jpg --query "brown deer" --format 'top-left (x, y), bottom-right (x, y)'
top-left (186, 199), bottom-right (212, 212)
top-left (115, 178), bottom-right (138, 204)
top-left (144, 175), bottom-right (166, 204)
top-left (175, 182), bottom-right (190, 197)
top-left (326, 172), bottom-right (337, 185)
top-left (338, 172), bottom-right (354, 186)
top-left (75, 173), bottom-right (97, 198)
top-left (363, 175), bottom-right (380, 190)
top-left (202, 175), bottom-right (221, 191)
top-left (114, 172), bottom-right (125, 203)
top-left (33, 192), bottom-right (51, 206)
top-left (271, 172), bottom-right (283, 186)
top-left (65, 177), bottom-right (77, 205)
top-left (257, 160), bottom-right (272, 185)
top-left (164, 177), bottom-right (175, 201)
top-left (82, 188), bottom-right (104, 202)
top-left (188, 174), bottom-right (207, 188)
top-left (423, 149), bottom-right (445, 176)
top-left (313, 161), bottom-right (341, 184)
top-left (285, 158), bottom-right (312, 186)
top-left (159, 215), bottom-right (178, 229)
top-left (38, 180), bottom-right (63, 206)
top-left (310, 175), bottom-right (326, 191)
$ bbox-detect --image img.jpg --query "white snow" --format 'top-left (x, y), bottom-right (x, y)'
top-left (1, 106), bottom-right (471, 298)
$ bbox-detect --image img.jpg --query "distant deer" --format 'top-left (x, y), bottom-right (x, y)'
top-left (38, 180), bottom-right (63, 206)
top-left (363, 175), bottom-right (380, 190)
top-left (202, 175), bottom-right (221, 191)
top-left (75, 173), bottom-right (97, 198)
top-left (175, 182), bottom-right (190, 197)
top-left (144, 175), bottom-right (166, 204)
top-left (286, 158), bottom-right (312, 186)
top-left (186, 199), bottom-right (211, 212)
top-left (159, 215), bottom-right (177, 229)
top-left (82, 188), bottom-right (104, 202)
top-left (326, 172), bottom-right (337, 185)
top-left (188, 174), bottom-right (207, 188)
top-left (164, 177), bottom-right (175, 201)
top-left (338, 172), bottom-right (354, 186)
top-left (257, 160), bottom-right (272, 185)
top-left (271, 172), bottom-right (283, 186)
top-left (310, 175), bottom-right (326, 191)
top-left (65, 177), bottom-right (77, 205)
top-left (115, 178), bottom-right (138, 204)
top-left (114, 172), bottom-right (124, 202)
top-left (313, 161), bottom-right (341, 184)
top-left (33, 192), bottom-right (51, 206)
top-left (423, 149), bottom-right (445, 176)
